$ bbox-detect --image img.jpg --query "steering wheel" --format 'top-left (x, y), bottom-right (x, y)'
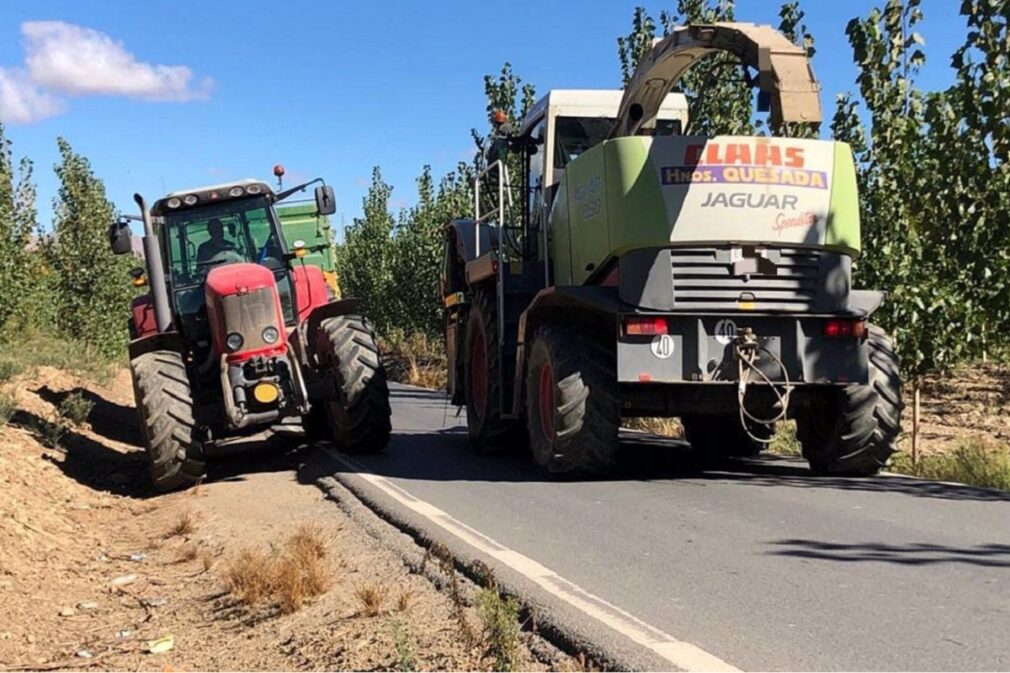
top-left (196, 249), bottom-right (243, 276)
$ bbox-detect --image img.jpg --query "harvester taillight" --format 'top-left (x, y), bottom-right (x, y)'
top-left (823, 319), bottom-right (866, 338)
top-left (623, 316), bottom-right (668, 336)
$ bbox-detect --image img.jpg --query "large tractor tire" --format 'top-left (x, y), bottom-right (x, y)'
top-left (796, 325), bottom-right (902, 476)
top-left (463, 289), bottom-right (524, 452)
top-left (130, 350), bottom-right (205, 492)
top-left (525, 326), bottom-right (619, 476)
top-left (317, 315), bottom-right (392, 454)
top-left (681, 414), bottom-right (772, 458)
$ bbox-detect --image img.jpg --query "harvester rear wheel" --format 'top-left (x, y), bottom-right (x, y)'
top-left (797, 325), bottom-right (902, 476)
top-left (464, 289), bottom-right (524, 452)
top-left (681, 414), bottom-right (771, 458)
top-left (130, 350), bottom-right (205, 492)
top-left (525, 326), bottom-right (619, 476)
top-left (317, 315), bottom-right (392, 454)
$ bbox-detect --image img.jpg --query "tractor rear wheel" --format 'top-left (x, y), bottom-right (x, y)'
top-left (464, 289), bottom-right (524, 452)
top-left (525, 326), bottom-right (619, 476)
top-left (130, 350), bottom-right (205, 492)
top-left (796, 325), bottom-right (902, 476)
top-left (317, 315), bottom-right (391, 454)
top-left (681, 414), bottom-right (771, 458)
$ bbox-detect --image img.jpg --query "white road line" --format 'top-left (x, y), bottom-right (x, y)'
top-left (323, 448), bottom-right (740, 673)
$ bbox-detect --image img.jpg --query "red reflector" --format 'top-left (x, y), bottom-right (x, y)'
top-left (638, 373), bottom-right (652, 382)
top-left (624, 317), bottom-right (668, 336)
top-left (824, 319), bottom-right (866, 338)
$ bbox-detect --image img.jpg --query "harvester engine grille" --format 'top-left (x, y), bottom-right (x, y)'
top-left (670, 246), bottom-right (822, 312)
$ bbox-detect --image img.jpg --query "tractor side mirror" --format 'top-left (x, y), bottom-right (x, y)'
top-left (108, 218), bottom-right (132, 255)
top-left (314, 185), bottom-right (336, 216)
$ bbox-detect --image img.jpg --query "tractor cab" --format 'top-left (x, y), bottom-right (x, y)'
top-left (150, 182), bottom-right (300, 348)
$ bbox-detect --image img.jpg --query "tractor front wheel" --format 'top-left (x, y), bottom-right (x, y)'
top-left (796, 325), bottom-right (903, 476)
top-left (317, 315), bottom-right (392, 454)
top-left (130, 350), bottom-right (205, 492)
top-left (525, 327), bottom-right (619, 476)
top-left (463, 289), bottom-right (524, 452)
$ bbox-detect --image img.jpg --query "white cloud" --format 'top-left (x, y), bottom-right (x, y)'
top-left (0, 67), bottom-right (63, 124)
top-left (22, 20), bottom-right (212, 101)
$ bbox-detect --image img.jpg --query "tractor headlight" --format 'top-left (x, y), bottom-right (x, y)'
top-left (228, 186), bottom-right (245, 197)
top-left (183, 194), bottom-right (199, 206)
top-left (261, 326), bottom-right (279, 344)
top-left (226, 332), bottom-right (244, 352)
top-left (167, 197), bottom-right (181, 209)
top-left (246, 183), bottom-right (263, 194)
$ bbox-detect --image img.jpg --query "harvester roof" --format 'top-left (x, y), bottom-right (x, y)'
top-left (519, 89), bottom-right (688, 136)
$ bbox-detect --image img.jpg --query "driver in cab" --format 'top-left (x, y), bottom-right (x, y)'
top-left (197, 218), bottom-right (239, 264)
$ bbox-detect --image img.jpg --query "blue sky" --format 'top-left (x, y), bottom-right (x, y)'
top-left (0, 1), bottom-right (964, 237)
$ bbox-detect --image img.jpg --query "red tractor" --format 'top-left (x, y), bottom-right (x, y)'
top-left (108, 178), bottom-right (391, 491)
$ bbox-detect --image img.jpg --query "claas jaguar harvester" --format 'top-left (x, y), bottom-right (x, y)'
top-left (109, 178), bottom-right (391, 491)
top-left (442, 23), bottom-right (902, 476)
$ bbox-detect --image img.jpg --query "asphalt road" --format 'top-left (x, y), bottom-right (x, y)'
top-left (323, 384), bottom-right (1010, 671)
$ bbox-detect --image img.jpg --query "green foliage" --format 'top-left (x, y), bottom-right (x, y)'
top-left (0, 124), bottom-right (43, 334)
top-left (768, 420), bottom-right (801, 457)
top-left (891, 440), bottom-right (1010, 491)
top-left (834, 0), bottom-right (1010, 379)
top-left (48, 138), bottom-right (134, 358)
top-left (477, 587), bottom-right (521, 672)
top-left (335, 167), bottom-right (397, 333)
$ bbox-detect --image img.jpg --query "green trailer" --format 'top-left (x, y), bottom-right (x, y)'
top-left (275, 201), bottom-right (341, 297)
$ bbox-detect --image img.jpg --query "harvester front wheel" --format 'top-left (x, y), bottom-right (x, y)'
top-left (130, 350), bottom-right (205, 492)
top-left (464, 289), bottom-right (523, 452)
top-left (317, 315), bottom-right (392, 454)
top-left (681, 414), bottom-right (771, 458)
top-left (525, 327), bottom-right (619, 476)
top-left (797, 325), bottom-right (902, 476)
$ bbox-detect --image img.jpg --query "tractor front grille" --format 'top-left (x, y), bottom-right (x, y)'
top-left (671, 246), bottom-right (821, 311)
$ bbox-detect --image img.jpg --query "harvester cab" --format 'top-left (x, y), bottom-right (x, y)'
top-left (443, 22), bottom-right (902, 477)
top-left (109, 177), bottom-right (391, 491)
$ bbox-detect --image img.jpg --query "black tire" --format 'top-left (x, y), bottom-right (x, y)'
top-left (317, 315), bottom-right (391, 454)
top-left (463, 289), bottom-right (523, 452)
top-left (797, 325), bottom-right (903, 476)
top-left (525, 326), bottom-right (619, 476)
top-left (130, 350), bottom-right (205, 492)
top-left (681, 414), bottom-right (772, 458)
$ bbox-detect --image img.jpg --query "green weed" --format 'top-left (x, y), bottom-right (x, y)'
top-left (477, 587), bottom-right (521, 672)
top-left (0, 392), bottom-right (15, 427)
top-left (390, 620), bottom-right (417, 672)
top-left (58, 391), bottom-right (93, 426)
top-left (891, 439), bottom-right (1010, 491)
top-left (768, 420), bottom-right (802, 457)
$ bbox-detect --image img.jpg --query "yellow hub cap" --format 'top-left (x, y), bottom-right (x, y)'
top-left (253, 382), bottom-right (280, 404)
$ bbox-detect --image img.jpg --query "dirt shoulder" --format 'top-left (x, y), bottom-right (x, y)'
top-left (0, 368), bottom-right (577, 671)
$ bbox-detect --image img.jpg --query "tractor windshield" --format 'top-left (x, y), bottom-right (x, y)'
top-left (554, 116), bottom-right (682, 169)
top-left (163, 196), bottom-right (295, 323)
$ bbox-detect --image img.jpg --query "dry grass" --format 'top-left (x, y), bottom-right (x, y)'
top-left (395, 589), bottom-right (414, 613)
top-left (166, 511), bottom-right (196, 538)
top-left (623, 416), bottom-right (683, 438)
top-left (221, 524), bottom-right (333, 614)
top-left (767, 420), bottom-right (802, 457)
top-left (223, 548), bottom-right (275, 606)
top-left (355, 582), bottom-right (389, 617)
top-left (381, 331), bottom-right (447, 390)
top-left (176, 543), bottom-right (200, 563)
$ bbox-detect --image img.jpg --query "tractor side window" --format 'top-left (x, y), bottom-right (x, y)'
top-left (553, 117), bottom-right (614, 169)
top-left (527, 120), bottom-right (546, 232)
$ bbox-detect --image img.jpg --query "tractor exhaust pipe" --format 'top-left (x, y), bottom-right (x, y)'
top-left (135, 193), bottom-right (172, 333)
